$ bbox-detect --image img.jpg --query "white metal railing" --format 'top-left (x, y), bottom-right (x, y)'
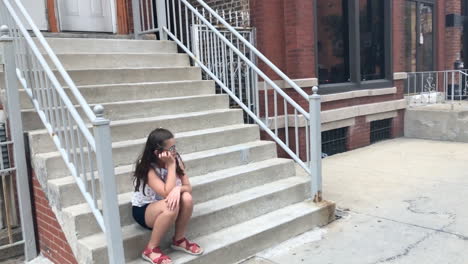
top-left (132, 0), bottom-right (323, 202)
top-left (0, 0), bottom-right (124, 262)
top-left (406, 70), bottom-right (468, 106)
top-left (0, 121), bottom-right (22, 254)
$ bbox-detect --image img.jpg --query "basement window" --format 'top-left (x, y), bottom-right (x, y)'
top-left (370, 118), bottom-right (392, 143)
top-left (322, 127), bottom-right (348, 157)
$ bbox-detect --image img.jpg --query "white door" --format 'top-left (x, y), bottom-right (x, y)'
top-left (22, 0), bottom-right (48, 30)
top-left (58, 0), bottom-right (113, 32)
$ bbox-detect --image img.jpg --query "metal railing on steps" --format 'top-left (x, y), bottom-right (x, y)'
top-left (0, 0), bottom-right (125, 262)
top-left (132, 0), bottom-right (323, 202)
top-left (406, 70), bottom-right (468, 108)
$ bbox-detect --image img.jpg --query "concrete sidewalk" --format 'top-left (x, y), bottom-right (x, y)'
top-left (241, 138), bottom-right (468, 264)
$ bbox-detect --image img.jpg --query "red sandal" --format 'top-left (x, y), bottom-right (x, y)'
top-left (171, 237), bottom-right (204, 255)
top-left (142, 246), bottom-right (172, 264)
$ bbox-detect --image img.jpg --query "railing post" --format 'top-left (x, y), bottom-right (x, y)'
top-left (0, 25), bottom-right (38, 261)
top-left (309, 86), bottom-right (322, 203)
top-left (92, 105), bottom-right (125, 264)
top-left (132, 0), bottom-right (143, 39)
top-left (191, 25), bottom-right (200, 61)
top-left (156, 0), bottom-right (168, 40)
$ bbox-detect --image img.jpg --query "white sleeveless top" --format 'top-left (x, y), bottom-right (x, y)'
top-left (132, 163), bottom-right (182, 207)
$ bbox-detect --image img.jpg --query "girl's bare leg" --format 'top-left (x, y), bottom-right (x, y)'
top-left (174, 192), bottom-right (201, 253)
top-left (144, 199), bottom-right (180, 262)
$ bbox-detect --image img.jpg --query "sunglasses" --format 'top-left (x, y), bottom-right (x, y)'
top-left (155, 145), bottom-right (176, 153)
top-left (167, 145), bottom-right (177, 153)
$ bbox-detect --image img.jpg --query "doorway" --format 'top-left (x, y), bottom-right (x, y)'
top-left (57, 0), bottom-right (114, 32)
top-left (404, 0), bottom-right (436, 94)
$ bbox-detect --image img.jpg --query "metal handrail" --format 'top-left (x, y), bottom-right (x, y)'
top-left (8, 1), bottom-right (96, 122)
top-left (0, 0), bottom-right (125, 262)
top-left (194, 0), bottom-right (310, 101)
top-left (132, 0), bottom-right (323, 202)
top-left (406, 69), bottom-right (468, 107)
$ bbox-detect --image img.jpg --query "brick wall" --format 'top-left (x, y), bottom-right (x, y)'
top-left (32, 172), bottom-right (78, 264)
top-left (190, 0), bottom-right (250, 13)
top-left (445, 0), bottom-right (463, 69)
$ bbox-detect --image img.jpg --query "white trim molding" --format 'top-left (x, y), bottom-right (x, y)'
top-left (394, 72), bottom-right (408, 80)
top-left (321, 87), bottom-right (397, 102)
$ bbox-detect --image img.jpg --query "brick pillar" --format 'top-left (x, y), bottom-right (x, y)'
top-left (348, 116), bottom-right (371, 150)
top-left (250, 0), bottom-right (287, 79)
top-left (445, 0), bottom-right (463, 70)
top-left (282, 0), bottom-right (316, 79)
top-left (392, 109), bottom-right (405, 138)
top-left (393, 0), bottom-right (406, 73)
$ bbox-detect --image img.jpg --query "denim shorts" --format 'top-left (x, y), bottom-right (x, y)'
top-left (132, 204), bottom-right (152, 230)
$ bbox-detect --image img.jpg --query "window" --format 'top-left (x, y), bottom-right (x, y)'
top-left (316, 0), bottom-right (392, 89)
top-left (370, 119), bottom-right (392, 143)
top-left (322, 127), bottom-right (348, 156)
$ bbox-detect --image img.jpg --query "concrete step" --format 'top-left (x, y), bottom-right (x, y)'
top-left (75, 176), bottom-right (314, 264)
top-left (57, 67), bottom-right (202, 86)
top-left (168, 200), bottom-right (334, 264)
top-left (28, 108), bottom-right (243, 154)
top-left (57, 140), bottom-right (278, 240)
top-left (41, 38), bottom-right (178, 54)
top-left (33, 124), bottom-right (261, 180)
top-left (23, 94), bottom-right (229, 131)
top-left (50, 53), bottom-right (190, 70)
top-left (18, 80), bottom-right (215, 109)
top-left (49, 158), bottom-right (295, 209)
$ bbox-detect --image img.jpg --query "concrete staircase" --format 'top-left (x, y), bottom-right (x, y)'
top-left (23, 38), bottom-right (335, 264)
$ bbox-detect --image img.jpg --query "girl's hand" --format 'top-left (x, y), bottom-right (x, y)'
top-left (166, 186), bottom-right (181, 211)
top-left (158, 151), bottom-right (175, 165)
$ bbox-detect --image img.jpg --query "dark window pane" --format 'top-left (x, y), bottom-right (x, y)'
top-left (317, 0), bottom-right (350, 84)
top-left (359, 0), bottom-right (385, 81)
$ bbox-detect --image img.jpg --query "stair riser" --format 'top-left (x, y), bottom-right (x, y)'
top-left (88, 181), bottom-right (311, 263)
top-left (187, 180), bottom-right (311, 239)
top-left (23, 95), bottom-right (229, 131)
top-left (58, 67), bottom-right (202, 86)
top-left (18, 81), bottom-right (215, 109)
top-left (42, 39), bottom-right (178, 54)
top-left (181, 203), bottom-right (334, 264)
top-left (52, 159), bottom-right (294, 209)
top-left (50, 54), bottom-right (190, 70)
top-left (39, 125), bottom-right (260, 180)
top-left (191, 161), bottom-right (295, 205)
top-left (29, 109), bottom-right (243, 154)
top-left (70, 143), bottom-right (278, 239)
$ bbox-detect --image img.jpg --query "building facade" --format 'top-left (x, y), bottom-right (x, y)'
top-left (249, 0), bottom-right (466, 157)
top-left (2, 1), bottom-right (467, 263)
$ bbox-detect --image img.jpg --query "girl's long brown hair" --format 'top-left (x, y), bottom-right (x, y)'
top-left (133, 128), bottom-right (185, 195)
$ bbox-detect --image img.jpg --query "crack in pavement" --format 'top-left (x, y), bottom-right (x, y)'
top-left (367, 197), bottom-right (459, 263)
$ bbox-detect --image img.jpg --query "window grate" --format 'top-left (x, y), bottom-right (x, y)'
top-left (370, 118), bottom-right (392, 144)
top-left (322, 127), bottom-right (348, 157)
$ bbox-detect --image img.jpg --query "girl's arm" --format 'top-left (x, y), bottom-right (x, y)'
top-left (147, 163), bottom-right (178, 198)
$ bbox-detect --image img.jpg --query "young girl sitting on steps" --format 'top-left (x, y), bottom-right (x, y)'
top-left (132, 128), bottom-right (203, 264)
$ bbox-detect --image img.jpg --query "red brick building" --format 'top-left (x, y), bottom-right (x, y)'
top-left (3, 0), bottom-right (467, 263)
top-left (249, 0), bottom-right (466, 156)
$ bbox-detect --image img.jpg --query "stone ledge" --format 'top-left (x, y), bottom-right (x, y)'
top-left (321, 87), bottom-right (397, 103)
top-left (258, 78), bottom-right (318, 90)
top-left (265, 99), bottom-right (406, 129)
top-left (365, 111), bottom-right (398, 123)
top-left (394, 72), bottom-right (408, 80)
